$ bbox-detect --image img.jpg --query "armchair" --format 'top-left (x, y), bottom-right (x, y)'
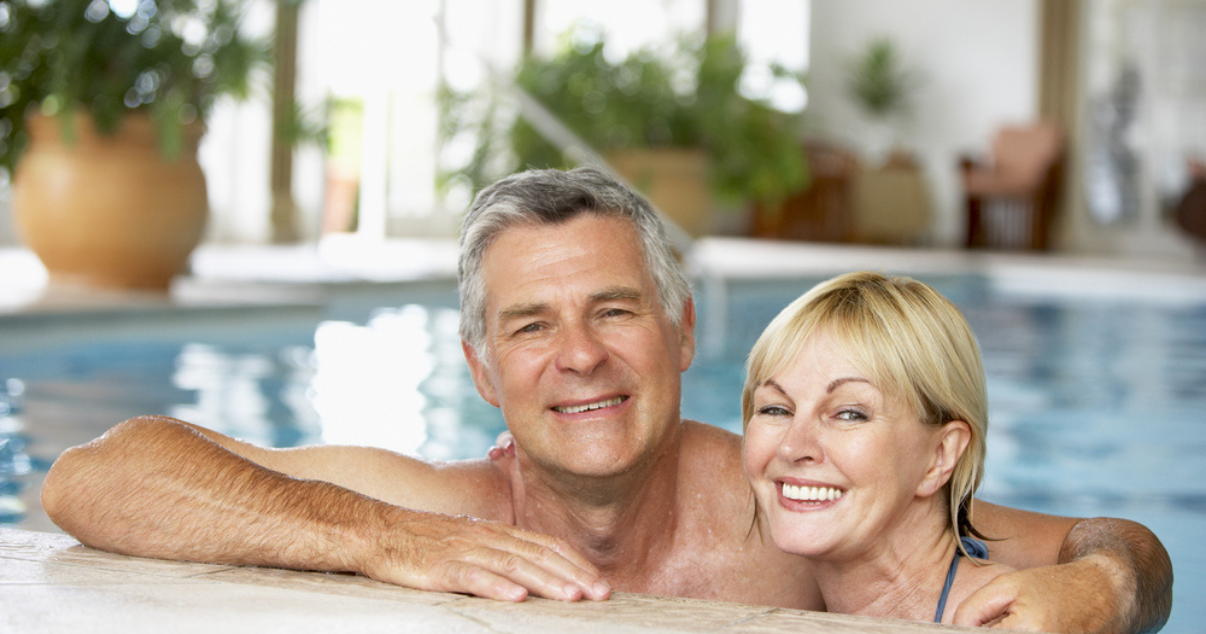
top-left (1174, 159), bottom-right (1206, 257)
top-left (960, 121), bottom-right (1064, 250)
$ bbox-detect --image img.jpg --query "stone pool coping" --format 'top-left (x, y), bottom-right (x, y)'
top-left (2, 527), bottom-right (983, 633)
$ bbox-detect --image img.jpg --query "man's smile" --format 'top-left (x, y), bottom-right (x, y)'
top-left (552, 396), bottom-right (628, 414)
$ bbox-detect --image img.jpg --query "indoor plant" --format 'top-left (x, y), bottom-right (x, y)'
top-left (0, 0), bottom-right (267, 290)
top-left (440, 30), bottom-right (810, 236)
top-left (844, 37), bottom-right (921, 164)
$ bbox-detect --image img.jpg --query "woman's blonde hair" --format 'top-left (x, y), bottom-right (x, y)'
top-left (742, 271), bottom-right (989, 549)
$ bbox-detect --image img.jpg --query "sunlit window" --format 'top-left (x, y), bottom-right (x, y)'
top-left (203, 1), bottom-right (811, 244)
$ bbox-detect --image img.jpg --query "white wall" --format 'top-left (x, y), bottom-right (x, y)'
top-left (0, 187), bottom-right (15, 247)
top-left (1063, 0), bottom-right (1202, 260)
top-left (806, 0), bottom-right (1203, 260)
top-left (806, 0), bottom-right (1039, 247)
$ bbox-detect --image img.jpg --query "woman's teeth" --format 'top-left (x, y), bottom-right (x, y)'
top-left (782, 483), bottom-right (843, 502)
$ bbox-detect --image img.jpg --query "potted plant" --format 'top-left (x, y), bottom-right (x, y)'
top-left (439, 30), bottom-right (810, 237)
top-left (0, 0), bottom-right (268, 290)
top-left (844, 37), bottom-right (921, 165)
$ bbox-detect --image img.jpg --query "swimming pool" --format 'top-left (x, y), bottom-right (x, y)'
top-left (1, 271), bottom-right (1200, 632)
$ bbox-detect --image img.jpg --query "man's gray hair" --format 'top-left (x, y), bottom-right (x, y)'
top-left (458, 167), bottom-right (692, 355)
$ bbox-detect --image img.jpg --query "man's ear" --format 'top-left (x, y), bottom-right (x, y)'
top-left (678, 296), bottom-right (697, 372)
top-left (462, 340), bottom-right (500, 407)
top-left (917, 420), bottom-right (971, 498)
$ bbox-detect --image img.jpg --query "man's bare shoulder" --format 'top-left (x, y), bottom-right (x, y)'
top-left (675, 420), bottom-right (758, 529)
top-left (374, 454), bottom-right (516, 523)
top-left (677, 420), bottom-right (745, 480)
top-left (262, 444), bottom-right (515, 523)
top-left (662, 420), bottom-right (822, 610)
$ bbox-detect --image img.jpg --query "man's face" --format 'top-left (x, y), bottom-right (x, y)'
top-left (464, 214), bottom-right (695, 479)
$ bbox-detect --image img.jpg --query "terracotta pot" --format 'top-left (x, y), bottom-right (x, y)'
top-left (12, 112), bottom-right (208, 291)
top-left (607, 148), bottom-right (713, 237)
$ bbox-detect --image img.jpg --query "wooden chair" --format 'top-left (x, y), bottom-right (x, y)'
top-left (750, 142), bottom-right (858, 242)
top-left (960, 122), bottom-right (1064, 250)
top-left (1174, 160), bottom-right (1206, 258)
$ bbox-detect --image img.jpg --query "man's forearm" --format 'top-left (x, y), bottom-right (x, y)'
top-left (40, 416), bottom-right (380, 573)
top-left (1059, 517), bottom-right (1173, 634)
top-left (40, 416), bottom-right (610, 602)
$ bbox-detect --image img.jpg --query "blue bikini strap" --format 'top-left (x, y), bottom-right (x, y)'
top-left (935, 537), bottom-right (988, 623)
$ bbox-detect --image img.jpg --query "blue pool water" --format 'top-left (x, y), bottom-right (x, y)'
top-left (0, 273), bottom-right (1201, 632)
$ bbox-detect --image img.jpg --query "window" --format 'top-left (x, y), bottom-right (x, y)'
top-left (201, 0), bottom-right (810, 243)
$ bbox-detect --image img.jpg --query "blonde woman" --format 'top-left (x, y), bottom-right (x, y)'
top-left (743, 271), bottom-right (1012, 624)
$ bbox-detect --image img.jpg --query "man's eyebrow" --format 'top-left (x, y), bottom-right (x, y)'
top-left (592, 286), bottom-right (644, 303)
top-left (498, 302), bottom-right (549, 321)
top-left (497, 286), bottom-right (645, 322)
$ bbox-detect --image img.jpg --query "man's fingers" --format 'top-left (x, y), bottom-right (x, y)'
top-left (370, 541), bottom-right (594, 602)
top-left (441, 560), bottom-right (529, 602)
top-left (988, 613), bottom-right (1042, 631)
top-left (953, 581), bottom-right (1018, 627)
top-left (515, 530), bottom-right (605, 582)
top-left (367, 514), bottom-right (609, 602)
top-left (487, 432), bottom-right (515, 460)
top-left (462, 547), bottom-right (594, 601)
top-left (955, 561), bottom-right (1123, 633)
top-left (481, 527), bottom-right (609, 600)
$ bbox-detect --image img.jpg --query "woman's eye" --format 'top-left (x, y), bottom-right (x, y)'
top-left (835, 408), bottom-right (869, 422)
top-left (757, 405), bottom-right (791, 417)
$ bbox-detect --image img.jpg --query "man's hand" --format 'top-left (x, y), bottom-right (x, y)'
top-left (487, 431), bottom-right (516, 460)
top-left (955, 517), bottom-right (1172, 634)
top-left (359, 510), bottom-right (610, 602)
top-left (953, 554), bottom-right (1126, 632)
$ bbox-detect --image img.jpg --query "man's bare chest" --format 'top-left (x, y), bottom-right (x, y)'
top-left (608, 527), bottom-right (818, 610)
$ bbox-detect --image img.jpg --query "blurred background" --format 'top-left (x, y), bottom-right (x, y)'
top-left (1, 2), bottom-right (1203, 630)
top-left (4, 0), bottom-right (1204, 262)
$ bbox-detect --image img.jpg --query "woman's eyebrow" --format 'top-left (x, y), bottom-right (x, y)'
top-left (827, 377), bottom-right (873, 393)
top-left (760, 378), bottom-right (788, 395)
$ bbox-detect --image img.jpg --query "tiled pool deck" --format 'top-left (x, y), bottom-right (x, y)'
top-left (2, 527), bottom-right (986, 633)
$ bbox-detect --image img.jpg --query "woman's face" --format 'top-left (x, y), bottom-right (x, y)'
top-left (743, 333), bottom-right (953, 562)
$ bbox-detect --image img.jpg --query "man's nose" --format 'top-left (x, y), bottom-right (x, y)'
top-left (554, 321), bottom-right (609, 375)
top-left (778, 417), bottom-right (823, 465)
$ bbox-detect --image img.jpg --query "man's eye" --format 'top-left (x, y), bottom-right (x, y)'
top-left (602, 308), bottom-right (630, 318)
top-left (517, 323), bottom-right (543, 334)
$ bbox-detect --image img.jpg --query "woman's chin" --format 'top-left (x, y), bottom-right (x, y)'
top-left (769, 527), bottom-right (835, 559)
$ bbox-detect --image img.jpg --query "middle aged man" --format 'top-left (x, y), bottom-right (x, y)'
top-left (42, 168), bottom-right (1171, 633)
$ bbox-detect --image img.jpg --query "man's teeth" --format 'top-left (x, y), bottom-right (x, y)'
top-left (782, 483), bottom-right (843, 502)
top-left (554, 397), bottom-right (625, 414)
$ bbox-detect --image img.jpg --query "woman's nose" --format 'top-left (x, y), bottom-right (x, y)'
top-left (555, 321), bottom-right (609, 375)
top-left (778, 417), bottom-right (822, 464)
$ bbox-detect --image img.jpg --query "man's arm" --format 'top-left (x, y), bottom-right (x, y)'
top-left (40, 415), bottom-right (609, 602)
top-left (955, 501), bottom-right (1172, 634)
